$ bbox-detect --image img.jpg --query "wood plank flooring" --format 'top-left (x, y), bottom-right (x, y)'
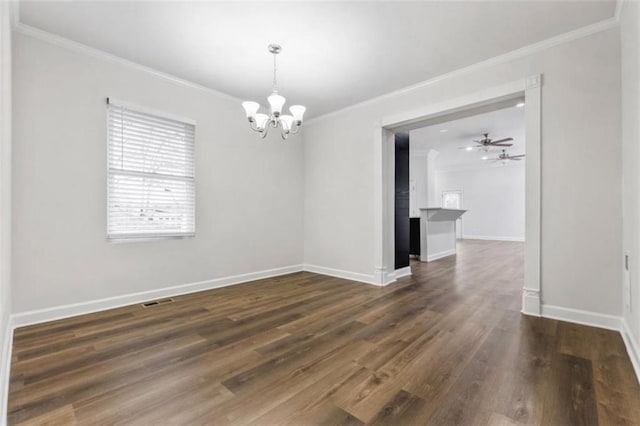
top-left (8, 240), bottom-right (640, 425)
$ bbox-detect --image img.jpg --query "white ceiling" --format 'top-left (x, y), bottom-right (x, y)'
top-left (409, 101), bottom-right (525, 170)
top-left (18, 1), bottom-right (616, 118)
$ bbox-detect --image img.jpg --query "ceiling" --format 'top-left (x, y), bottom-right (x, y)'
top-left (18, 1), bottom-right (616, 118)
top-left (409, 101), bottom-right (525, 170)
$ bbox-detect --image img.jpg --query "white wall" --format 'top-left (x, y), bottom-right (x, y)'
top-left (621, 1), bottom-right (640, 352)
top-left (304, 27), bottom-right (622, 315)
top-left (12, 33), bottom-right (304, 314)
top-left (0, 0), bottom-right (12, 419)
top-left (435, 164), bottom-right (525, 241)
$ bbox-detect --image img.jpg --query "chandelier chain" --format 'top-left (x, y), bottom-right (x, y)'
top-left (272, 52), bottom-right (278, 93)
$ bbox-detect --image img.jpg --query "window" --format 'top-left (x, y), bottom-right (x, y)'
top-left (442, 190), bottom-right (462, 209)
top-left (107, 99), bottom-right (195, 239)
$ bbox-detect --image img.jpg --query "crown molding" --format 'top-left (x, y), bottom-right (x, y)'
top-left (13, 22), bottom-right (243, 105)
top-left (615, 0), bottom-right (625, 22)
top-left (9, 0), bottom-right (19, 29)
top-left (306, 15), bottom-right (620, 126)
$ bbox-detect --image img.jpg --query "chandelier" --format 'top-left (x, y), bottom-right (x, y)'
top-left (241, 44), bottom-right (306, 140)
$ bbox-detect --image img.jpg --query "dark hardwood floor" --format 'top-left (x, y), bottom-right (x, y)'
top-left (8, 240), bottom-right (640, 425)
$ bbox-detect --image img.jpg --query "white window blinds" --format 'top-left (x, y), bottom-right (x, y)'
top-left (107, 99), bottom-right (195, 239)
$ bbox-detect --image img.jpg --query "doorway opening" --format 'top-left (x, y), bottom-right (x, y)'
top-left (377, 75), bottom-right (541, 316)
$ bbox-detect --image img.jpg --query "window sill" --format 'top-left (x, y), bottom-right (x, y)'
top-left (107, 234), bottom-right (195, 244)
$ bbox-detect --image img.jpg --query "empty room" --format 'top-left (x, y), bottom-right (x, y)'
top-left (1, 0), bottom-right (640, 425)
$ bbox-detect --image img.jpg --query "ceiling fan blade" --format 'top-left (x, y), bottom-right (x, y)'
top-left (510, 154), bottom-right (526, 158)
top-left (491, 143), bottom-right (513, 147)
top-left (491, 138), bottom-right (513, 144)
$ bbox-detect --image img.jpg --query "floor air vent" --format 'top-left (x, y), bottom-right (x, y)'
top-left (141, 298), bottom-right (174, 308)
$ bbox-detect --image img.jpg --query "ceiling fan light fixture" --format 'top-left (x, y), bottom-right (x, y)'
top-left (242, 44), bottom-right (305, 140)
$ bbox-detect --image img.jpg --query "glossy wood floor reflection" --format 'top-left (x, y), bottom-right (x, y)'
top-left (9, 241), bottom-right (640, 425)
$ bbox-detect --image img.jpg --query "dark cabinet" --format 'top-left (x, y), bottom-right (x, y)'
top-left (410, 217), bottom-right (420, 257)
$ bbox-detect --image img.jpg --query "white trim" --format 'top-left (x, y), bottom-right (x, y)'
top-left (394, 266), bottom-right (412, 279)
top-left (522, 288), bottom-right (541, 317)
top-left (13, 23), bottom-right (242, 105)
top-left (9, 1), bottom-right (18, 29)
top-left (426, 249), bottom-right (457, 262)
top-left (381, 79), bottom-right (525, 130)
top-left (107, 97), bottom-right (196, 126)
top-left (11, 265), bottom-right (304, 328)
top-left (303, 264), bottom-right (379, 287)
top-left (463, 235), bottom-right (525, 242)
top-left (523, 74), bottom-right (542, 316)
top-left (541, 304), bottom-right (623, 331)
top-left (621, 319), bottom-right (640, 385)
top-left (0, 322), bottom-right (13, 425)
top-left (306, 17), bottom-right (618, 126)
top-left (615, 0), bottom-right (625, 22)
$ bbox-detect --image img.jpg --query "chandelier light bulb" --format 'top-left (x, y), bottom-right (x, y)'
top-left (255, 113), bottom-right (270, 130)
top-left (289, 105), bottom-right (306, 124)
top-left (242, 101), bottom-right (260, 121)
top-left (280, 115), bottom-right (294, 132)
top-left (267, 94), bottom-right (286, 117)
top-left (242, 44), bottom-right (304, 140)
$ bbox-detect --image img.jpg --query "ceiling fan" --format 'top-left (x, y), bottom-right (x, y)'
top-left (460, 133), bottom-right (514, 151)
top-left (484, 149), bottom-right (525, 162)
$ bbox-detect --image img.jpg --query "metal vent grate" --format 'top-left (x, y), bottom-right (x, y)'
top-left (141, 298), bottom-right (174, 308)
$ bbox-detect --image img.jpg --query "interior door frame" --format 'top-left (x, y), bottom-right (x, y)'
top-left (373, 75), bottom-right (542, 316)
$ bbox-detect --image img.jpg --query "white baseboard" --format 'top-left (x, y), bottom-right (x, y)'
top-left (463, 235), bottom-right (525, 242)
top-left (394, 266), bottom-right (412, 279)
top-left (426, 249), bottom-right (456, 262)
top-left (1, 321), bottom-right (13, 425)
top-left (540, 305), bottom-right (639, 384)
top-left (11, 264), bottom-right (305, 328)
top-left (541, 304), bottom-right (623, 331)
top-left (621, 319), bottom-right (640, 385)
top-left (303, 264), bottom-right (379, 286)
top-left (521, 288), bottom-right (541, 316)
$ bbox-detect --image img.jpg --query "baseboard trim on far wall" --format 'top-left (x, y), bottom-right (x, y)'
top-left (11, 264), bottom-right (305, 328)
top-left (303, 264), bottom-right (379, 286)
top-left (463, 235), bottom-right (525, 242)
top-left (11, 263), bottom-right (399, 329)
top-left (426, 249), bottom-right (457, 262)
top-left (540, 304), bottom-right (623, 331)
